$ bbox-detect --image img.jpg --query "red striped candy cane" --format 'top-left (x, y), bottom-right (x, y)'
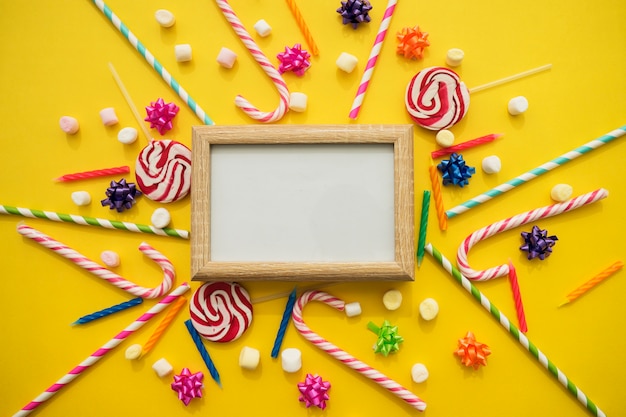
top-left (17, 224), bottom-right (175, 298)
top-left (14, 283), bottom-right (190, 416)
top-left (215, 0), bottom-right (289, 123)
top-left (456, 188), bottom-right (609, 281)
top-left (292, 290), bottom-right (427, 411)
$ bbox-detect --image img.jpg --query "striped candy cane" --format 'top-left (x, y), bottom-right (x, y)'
top-left (90, 0), bottom-right (214, 125)
top-left (17, 224), bottom-right (175, 298)
top-left (426, 244), bottom-right (606, 417)
top-left (14, 283), bottom-right (190, 417)
top-left (292, 290), bottom-right (427, 411)
top-left (457, 188), bottom-right (608, 281)
top-left (446, 125), bottom-right (626, 218)
top-left (215, 0), bottom-right (290, 123)
top-left (348, 0), bottom-right (398, 120)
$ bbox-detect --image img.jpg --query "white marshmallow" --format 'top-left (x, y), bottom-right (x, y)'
top-left (100, 250), bottom-right (120, 268)
top-left (253, 19), bottom-right (272, 37)
top-left (99, 107), bottom-right (119, 126)
top-left (435, 129), bottom-right (455, 147)
top-left (344, 301), bottom-right (362, 317)
top-left (151, 207), bottom-right (171, 229)
top-left (125, 344), bottom-right (142, 360)
top-left (551, 184), bottom-right (573, 202)
top-left (59, 116), bottom-right (80, 134)
top-left (71, 191), bottom-right (91, 206)
top-left (411, 363), bottom-right (429, 383)
top-left (281, 348), bottom-right (302, 373)
top-left (117, 127), bottom-right (138, 145)
top-left (217, 47), bottom-right (237, 69)
top-left (152, 358), bottom-right (174, 377)
top-left (175, 44), bottom-right (193, 62)
top-left (508, 96), bottom-right (529, 115)
top-left (419, 298), bottom-right (439, 321)
top-left (336, 52), bottom-right (358, 73)
top-left (289, 92), bottom-right (308, 112)
top-left (482, 155), bottom-right (502, 174)
top-left (155, 9), bottom-right (176, 28)
top-left (445, 48), bottom-right (464, 67)
top-left (383, 289), bottom-right (402, 310)
top-left (239, 346), bottom-right (261, 370)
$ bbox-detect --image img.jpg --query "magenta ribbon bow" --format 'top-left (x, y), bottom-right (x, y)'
top-left (145, 97), bottom-right (180, 135)
top-left (171, 368), bottom-right (204, 406)
top-left (298, 373), bottom-right (331, 409)
top-left (277, 44), bottom-right (311, 76)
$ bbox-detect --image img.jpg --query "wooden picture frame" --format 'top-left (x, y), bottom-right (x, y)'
top-left (191, 124), bottom-right (414, 282)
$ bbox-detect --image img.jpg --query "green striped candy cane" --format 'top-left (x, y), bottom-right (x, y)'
top-left (91, 0), bottom-right (214, 126)
top-left (425, 243), bottom-right (606, 417)
top-left (446, 125), bottom-right (626, 219)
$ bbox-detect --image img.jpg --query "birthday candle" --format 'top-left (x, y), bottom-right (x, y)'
top-left (431, 134), bottom-right (502, 159)
top-left (507, 260), bottom-right (528, 333)
top-left (141, 296), bottom-right (187, 356)
top-left (71, 297), bottom-right (143, 325)
top-left (559, 261), bottom-right (623, 306)
top-left (416, 190), bottom-right (431, 267)
top-left (271, 286), bottom-right (297, 358)
top-left (428, 165), bottom-right (447, 231)
top-left (55, 166), bottom-right (130, 182)
top-left (184, 319), bottom-right (222, 388)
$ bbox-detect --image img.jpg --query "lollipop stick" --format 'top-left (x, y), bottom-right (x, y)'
top-left (108, 62), bottom-right (152, 142)
top-left (469, 64), bottom-right (552, 94)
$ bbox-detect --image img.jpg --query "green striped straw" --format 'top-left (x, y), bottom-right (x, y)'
top-left (446, 125), bottom-right (626, 219)
top-left (0, 204), bottom-right (189, 239)
top-left (425, 243), bottom-right (606, 417)
top-left (90, 0), bottom-right (215, 126)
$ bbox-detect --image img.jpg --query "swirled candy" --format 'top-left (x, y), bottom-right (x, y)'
top-left (135, 140), bottom-right (191, 203)
top-left (405, 66), bottom-right (470, 130)
top-left (189, 282), bottom-right (253, 343)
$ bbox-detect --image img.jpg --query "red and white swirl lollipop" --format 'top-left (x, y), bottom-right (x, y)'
top-left (405, 66), bottom-right (470, 131)
top-left (189, 282), bottom-right (253, 343)
top-left (135, 139), bottom-right (191, 203)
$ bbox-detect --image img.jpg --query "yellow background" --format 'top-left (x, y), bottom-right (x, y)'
top-left (1, 1), bottom-right (625, 416)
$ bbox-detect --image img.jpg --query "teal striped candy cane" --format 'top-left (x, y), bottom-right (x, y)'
top-left (91, 0), bottom-right (214, 126)
top-left (446, 125), bottom-right (626, 219)
top-left (425, 243), bottom-right (606, 417)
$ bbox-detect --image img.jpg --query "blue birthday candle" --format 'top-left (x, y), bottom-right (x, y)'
top-left (271, 286), bottom-right (297, 358)
top-left (71, 297), bottom-right (143, 325)
top-left (184, 319), bottom-right (222, 388)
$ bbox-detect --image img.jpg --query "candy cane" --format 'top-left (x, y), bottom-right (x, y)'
top-left (215, 0), bottom-right (289, 122)
top-left (17, 224), bottom-right (175, 298)
top-left (292, 290), bottom-right (427, 412)
top-left (457, 188), bottom-right (608, 281)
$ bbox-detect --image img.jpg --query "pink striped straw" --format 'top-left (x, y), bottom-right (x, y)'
top-left (456, 188), bottom-right (608, 281)
top-left (215, 0), bottom-right (290, 122)
top-left (348, 0), bottom-right (398, 120)
top-left (17, 224), bottom-right (175, 298)
top-left (292, 290), bottom-right (427, 411)
top-left (13, 283), bottom-right (190, 416)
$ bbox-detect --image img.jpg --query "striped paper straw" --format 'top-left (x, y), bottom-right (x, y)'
top-left (90, 0), bottom-right (214, 125)
top-left (285, 0), bottom-right (319, 56)
top-left (446, 125), bottom-right (626, 219)
top-left (14, 283), bottom-right (190, 417)
top-left (456, 188), bottom-right (608, 281)
top-left (17, 224), bottom-right (175, 299)
top-left (1, 204), bottom-right (189, 239)
top-left (215, 0), bottom-right (289, 123)
top-left (425, 244), bottom-right (605, 417)
top-left (348, 0), bottom-right (397, 120)
top-left (293, 290), bottom-right (427, 411)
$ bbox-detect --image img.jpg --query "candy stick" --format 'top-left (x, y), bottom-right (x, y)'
top-left (89, 0), bottom-right (214, 125)
top-left (285, 0), bottom-right (319, 56)
top-left (431, 133), bottom-right (502, 159)
top-left (184, 319), bottom-right (222, 388)
top-left (425, 244), bottom-right (606, 417)
top-left (456, 188), bottom-right (608, 281)
top-left (429, 164), bottom-right (447, 231)
top-left (72, 297), bottom-right (143, 325)
top-left (140, 296), bottom-right (187, 356)
top-left (468, 64), bottom-right (552, 94)
top-left (348, 0), bottom-right (397, 120)
top-left (108, 62), bottom-right (152, 141)
top-left (446, 126), bottom-right (626, 219)
top-left (270, 286), bottom-right (297, 358)
top-left (416, 190), bottom-right (430, 267)
top-left (507, 260), bottom-right (528, 333)
top-left (0, 204), bottom-right (189, 239)
top-left (54, 166), bottom-right (130, 182)
top-left (14, 283), bottom-right (190, 417)
top-left (292, 290), bottom-right (427, 411)
top-left (17, 224), bottom-right (175, 299)
top-left (215, 0), bottom-right (289, 122)
top-left (559, 261), bottom-right (623, 306)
